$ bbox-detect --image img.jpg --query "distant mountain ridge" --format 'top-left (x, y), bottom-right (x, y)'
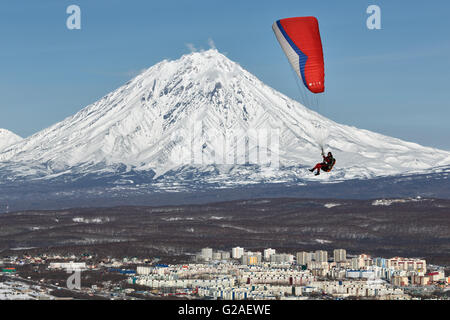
top-left (0, 129), bottom-right (22, 152)
top-left (0, 49), bottom-right (449, 205)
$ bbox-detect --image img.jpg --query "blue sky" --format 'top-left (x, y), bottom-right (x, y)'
top-left (1, 0), bottom-right (449, 150)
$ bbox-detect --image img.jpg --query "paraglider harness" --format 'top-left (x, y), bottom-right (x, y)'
top-left (321, 149), bottom-right (336, 172)
top-left (322, 157), bottom-right (336, 172)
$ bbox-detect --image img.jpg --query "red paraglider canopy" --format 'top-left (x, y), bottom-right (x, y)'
top-left (272, 17), bottom-right (325, 94)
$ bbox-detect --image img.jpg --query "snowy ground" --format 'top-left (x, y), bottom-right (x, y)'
top-left (0, 279), bottom-right (54, 300)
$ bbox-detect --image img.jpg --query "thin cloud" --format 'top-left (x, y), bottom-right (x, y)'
top-left (207, 38), bottom-right (216, 50)
top-left (186, 39), bottom-right (217, 53)
top-left (186, 43), bottom-right (197, 52)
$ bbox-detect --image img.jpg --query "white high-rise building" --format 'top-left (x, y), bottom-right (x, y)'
top-left (48, 262), bottom-right (86, 271)
top-left (270, 254), bottom-right (294, 264)
top-left (351, 257), bottom-right (364, 269)
top-left (315, 250), bottom-right (328, 263)
top-left (296, 251), bottom-right (312, 265)
top-left (242, 252), bottom-right (262, 265)
top-left (333, 249), bottom-right (347, 262)
top-left (137, 266), bottom-right (151, 275)
top-left (201, 248), bottom-right (213, 261)
top-left (264, 248), bottom-right (276, 261)
top-left (220, 251), bottom-right (230, 260)
top-left (232, 247), bottom-right (244, 259)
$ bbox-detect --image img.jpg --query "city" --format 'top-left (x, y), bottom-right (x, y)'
top-left (1, 246), bottom-right (448, 300)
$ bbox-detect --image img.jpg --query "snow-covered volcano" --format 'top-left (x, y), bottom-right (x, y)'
top-left (0, 129), bottom-right (22, 152)
top-left (1, 49), bottom-right (449, 185)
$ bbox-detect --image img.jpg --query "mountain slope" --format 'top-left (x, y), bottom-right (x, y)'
top-left (0, 129), bottom-right (22, 152)
top-left (0, 49), bottom-right (449, 184)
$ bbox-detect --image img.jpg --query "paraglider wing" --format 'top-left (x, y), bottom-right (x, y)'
top-left (272, 17), bottom-right (325, 94)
